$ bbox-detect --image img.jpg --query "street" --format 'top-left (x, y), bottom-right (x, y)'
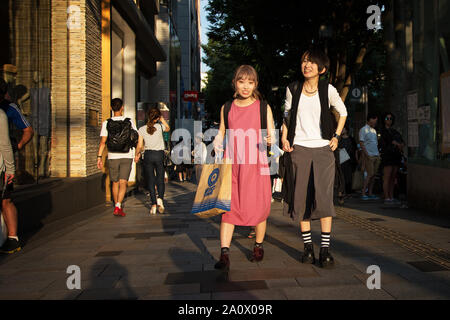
top-left (0, 181), bottom-right (449, 300)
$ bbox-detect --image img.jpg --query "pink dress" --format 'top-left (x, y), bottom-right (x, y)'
top-left (222, 100), bottom-right (272, 226)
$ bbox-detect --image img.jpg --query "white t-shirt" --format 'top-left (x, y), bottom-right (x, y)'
top-left (138, 123), bottom-right (166, 151)
top-left (100, 116), bottom-right (138, 159)
top-left (359, 124), bottom-right (380, 156)
top-left (284, 84), bottom-right (348, 148)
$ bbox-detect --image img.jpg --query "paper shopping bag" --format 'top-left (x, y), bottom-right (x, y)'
top-left (352, 169), bottom-right (364, 191)
top-left (191, 162), bottom-right (232, 218)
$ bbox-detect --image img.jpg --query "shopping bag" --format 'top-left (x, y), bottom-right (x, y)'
top-left (352, 169), bottom-right (364, 191)
top-left (272, 178), bottom-right (282, 193)
top-left (339, 148), bottom-right (351, 164)
top-left (191, 161), bottom-right (232, 218)
top-left (0, 214), bottom-right (7, 247)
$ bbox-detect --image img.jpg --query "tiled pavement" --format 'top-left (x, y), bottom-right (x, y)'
top-left (0, 181), bottom-right (449, 300)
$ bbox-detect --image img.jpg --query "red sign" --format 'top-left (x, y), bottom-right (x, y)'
top-left (183, 91), bottom-right (199, 102)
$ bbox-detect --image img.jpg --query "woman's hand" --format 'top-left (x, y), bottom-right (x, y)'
top-left (282, 138), bottom-right (293, 153)
top-left (264, 135), bottom-right (272, 146)
top-left (213, 136), bottom-right (224, 155)
top-left (329, 137), bottom-right (339, 151)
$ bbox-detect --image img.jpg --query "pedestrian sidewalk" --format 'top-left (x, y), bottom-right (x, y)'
top-left (0, 182), bottom-right (449, 300)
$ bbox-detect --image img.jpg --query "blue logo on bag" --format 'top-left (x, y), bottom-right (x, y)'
top-left (204, 168), bottom-right (220, 196)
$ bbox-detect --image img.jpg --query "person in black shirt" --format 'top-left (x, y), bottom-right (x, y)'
top-left (379, 112), bottom-right (404, 205)
top-left (338, 125), bottom-right (358, 197)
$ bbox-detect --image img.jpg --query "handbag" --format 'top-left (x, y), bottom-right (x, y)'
top-left (339, 148), bottom-right (351, 164)
top-left (272, 177), bottom-right (282, 193)
top-left (191, 159), bottom-right (232, 218)
top-left (0, 171), bottom-right (7, 246)
top-left (352, 168), bottom-right (364, 191)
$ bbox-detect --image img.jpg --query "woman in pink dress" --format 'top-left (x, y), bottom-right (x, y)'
top-left (213, 65), bottom-right (275, 270)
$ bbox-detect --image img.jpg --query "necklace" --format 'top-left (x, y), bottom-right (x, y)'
top-left (304, 87), bottom-right (318, 94)
top-left (303, 82), bottom-right (318, 94)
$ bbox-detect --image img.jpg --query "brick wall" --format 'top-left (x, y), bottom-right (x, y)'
top-left (148, 8), bottom-right (170, 104)
top-left (51, 0), bottom-right (102, 178)
top-left (85, 0), bottom-right (102, 176)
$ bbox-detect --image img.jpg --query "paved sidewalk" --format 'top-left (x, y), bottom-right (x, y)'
top-left (0, 181), bottom-right (449, 300)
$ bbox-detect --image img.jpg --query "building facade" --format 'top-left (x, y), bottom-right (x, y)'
top-left (0, 0), bottom-right (166, 202)
top-left (384, 0), bottom-right (450, 215)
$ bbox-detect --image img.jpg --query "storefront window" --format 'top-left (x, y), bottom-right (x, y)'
top-left (0, 0), bottom-right (52, 184)
top-left (408, 0), bottom-right (450, 167)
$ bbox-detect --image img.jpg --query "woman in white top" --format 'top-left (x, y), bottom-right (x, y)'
top-left (135, 108), bottom-right (170, 215)
top-left (281, 48), bottom-right (347, 269)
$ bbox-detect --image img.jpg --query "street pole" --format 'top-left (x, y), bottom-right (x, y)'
top-left (177, 66), bottom-right (181, 125)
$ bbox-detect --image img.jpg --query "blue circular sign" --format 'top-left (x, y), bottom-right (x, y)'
top-left (208, 168), bottom-right (220, 187)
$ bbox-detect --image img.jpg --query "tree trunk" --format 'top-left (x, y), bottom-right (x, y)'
top-left (340, 46), bottom-right (368, 101)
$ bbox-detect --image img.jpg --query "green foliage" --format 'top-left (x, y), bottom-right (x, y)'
top-left (203, 0), bottom-right (388, 124)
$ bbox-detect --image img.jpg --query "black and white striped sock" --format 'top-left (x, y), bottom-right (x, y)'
top-left (301, 231), bottom-right (312, 245)
top-left (321, 232), bottom-right (331, 248)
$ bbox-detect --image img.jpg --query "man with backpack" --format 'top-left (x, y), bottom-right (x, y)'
top-left (97, 98), bottom-right (139, 217)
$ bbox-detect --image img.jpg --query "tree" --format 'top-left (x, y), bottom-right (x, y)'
top-left (203, 0), bottom-right (389, 125)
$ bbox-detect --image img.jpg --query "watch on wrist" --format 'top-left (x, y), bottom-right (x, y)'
top-left (333, 133), bottom-right (340, 140)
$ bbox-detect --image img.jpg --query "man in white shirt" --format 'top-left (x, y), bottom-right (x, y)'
top-left (97, 98), bottom-right (139, 216)
top-left (359, 114), bottom-right (381, 200)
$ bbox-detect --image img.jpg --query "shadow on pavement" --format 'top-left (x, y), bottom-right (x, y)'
top-left (76, 258), bottom-right (137, 300)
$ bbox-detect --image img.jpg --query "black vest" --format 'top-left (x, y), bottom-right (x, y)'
top-left (286, 79), bottom-right (335, 145)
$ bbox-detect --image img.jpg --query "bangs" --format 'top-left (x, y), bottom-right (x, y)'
top-left (234, 65), bottom-right (258, 83)
top-left (301, 51), bottom-right (319, 64)
top-left (301, 48), bottom-right (330, 72)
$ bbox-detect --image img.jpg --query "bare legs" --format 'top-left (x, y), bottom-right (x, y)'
top-left (300, 216), bottom-right (332, 234)
top-left (111, 179), bottom-right (128, 205)
top-left (220, 220), bottom-right (267, 248)
top-left (1, 199), bottom-right (18, 237)
top-left (383, 165), bottom-right (399, 200)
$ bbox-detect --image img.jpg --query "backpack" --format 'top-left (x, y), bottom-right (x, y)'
top-left (106, 118), bottom-right (139, 153)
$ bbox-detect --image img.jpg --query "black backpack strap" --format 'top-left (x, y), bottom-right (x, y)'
top-left (260, 100), bottom-right (268, 131)
top-left (223, 100), bottom-right (233, 130)
top-left (286, 80), bottom-right (303, 146)
top-left (288, 82), bottom-right (299, 98)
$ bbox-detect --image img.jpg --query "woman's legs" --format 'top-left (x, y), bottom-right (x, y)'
top-left (389, 165), bottom-right (399, 199)
top-left (144, 156), bottom-right (157, 206)
top-left (220, 222), bottom-right (235, 248)
top-left (215, 222), bottom-right (235, 269)
top-left (300, 217), bottom-right (332, 234)
top-left (155, 153), bottom-right (165, 200)
top-left (255, 220), bottom-right (267, 244)
top-left (383, 165), bottom-right (393, 200)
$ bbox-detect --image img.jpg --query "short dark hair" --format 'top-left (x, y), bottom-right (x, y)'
top-left (301, 48), bottom-right (330, 73)
top-left (0, 78), bottom-right (7, 99)
top-left (382, 112), bottom-right (395, 126)
top-left (111, 98), bottom-right (123, 112)
top-left (367, 113), bottom-right (378, 122)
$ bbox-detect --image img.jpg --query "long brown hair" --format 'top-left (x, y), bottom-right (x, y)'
top-left (146, 107), bottom-right (161, 135)
top-left (231, 65), bottom-right (262, 100)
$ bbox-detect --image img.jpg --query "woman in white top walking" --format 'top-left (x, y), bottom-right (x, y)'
top-left (135, 108), bottom-right (170, 215)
